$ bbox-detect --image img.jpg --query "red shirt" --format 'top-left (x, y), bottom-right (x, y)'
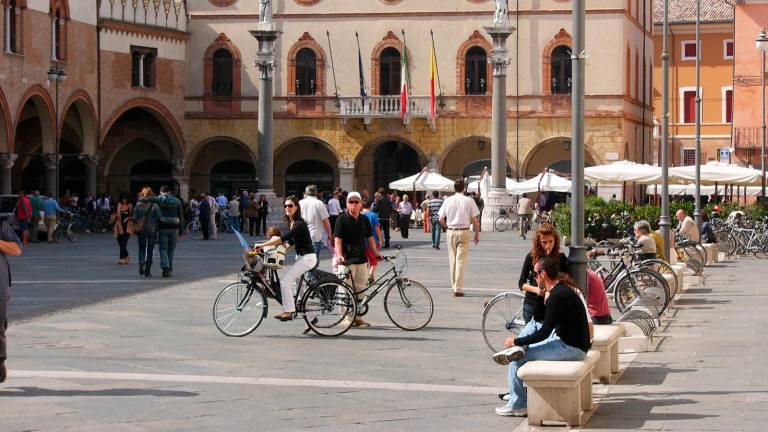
top-left (586, 269), bottom-right (611, 318)
top-left (17, 195), bottom-right (32, 221)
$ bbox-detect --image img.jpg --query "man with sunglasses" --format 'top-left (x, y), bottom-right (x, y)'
top-left (334, 191), bottom-right (378, 327)
top-left (492, 256), bottom-right (591, 417)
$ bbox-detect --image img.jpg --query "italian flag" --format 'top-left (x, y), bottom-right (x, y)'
top-left (401, 48), bottom-right (409, 119)
top-left (429, 44), bottom-right (437, 119)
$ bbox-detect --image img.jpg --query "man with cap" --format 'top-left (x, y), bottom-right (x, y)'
top-left (334, 191), bottom-right (378, 327)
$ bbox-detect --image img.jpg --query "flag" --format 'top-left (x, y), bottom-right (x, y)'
top-left (357, 41), bottom-right (367, 97)
top-left (429, 43), bottom-right (437, 119)
top-left (400, 48), bottom-right (409, 119)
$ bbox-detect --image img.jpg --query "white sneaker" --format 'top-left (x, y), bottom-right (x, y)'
top-left (495, 406), bottom-right (527, 417)
top-left (492, 346), bottom-right (525, 365)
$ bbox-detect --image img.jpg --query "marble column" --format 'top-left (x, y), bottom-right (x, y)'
top-left (0, 153), bottom-right (17, 194)
top-left (250, 26), bottom-right (280, 194)
top-left (44, 153), bottom-right (61, 198)
top-left (338, 160), bottom-right (355, 192)
top-left (79, 153), bottom-right (100, 197)
top-left (172, 158), bottom-right (187, 199)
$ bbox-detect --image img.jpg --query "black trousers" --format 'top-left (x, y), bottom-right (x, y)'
top-left (398, 214), bottom-right (410, 239)
top-left (201, 219), bottom-right (210, 240)
top-left (0, 301), bottom-right (7, 361)
top-left (256, 214), bottom-right (267, 235)
top-left (117, 233), bottom-right (130, 258)
top-left (248, 217), bottom-right (257, 236)
top-left (380, 219), bottom-right (391, 246)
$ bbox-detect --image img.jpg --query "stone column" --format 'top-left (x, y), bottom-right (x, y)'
top-left (0, 153), bottom-right (17, 195)
top-left (44, 153), bottom-right (61, 198)
top-left (338, 160), bottom-right (355, 192)
top-left (250, 26), bottom-right (281, 194)
top-left (172, 158), bottom-right (188, 200)
top-left (80, 153), bottom-right (100, 197)
top-left (482, 23), bottom-right (516, 229)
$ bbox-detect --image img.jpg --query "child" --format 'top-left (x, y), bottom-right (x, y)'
top-left (247, 226), bottom-right (283, 271)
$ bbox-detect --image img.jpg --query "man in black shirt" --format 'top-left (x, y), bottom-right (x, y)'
top-left (334, 191), bottom-right (378, 327)
top-left (493, 256), bottom-right (591, 417)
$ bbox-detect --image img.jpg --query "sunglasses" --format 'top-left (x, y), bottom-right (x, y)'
top-left (347, 200), bottom-right (361, 205)
top-left (284, 204), bottom-right (295, 208)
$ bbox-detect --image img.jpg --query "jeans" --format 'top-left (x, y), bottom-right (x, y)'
top-left (0, 301), bottom-right (7, 361)
top-left (310, 241), bottom-right (324, 273)
top-left (506, 320), bottom-right (586, 409)
top-left (523, 301), bottom-right (535, 324)
top-left (158, 229), bottom-right (178, 270)
top-left (228, 215), bottom-right (240, 233)
top-left (137, 233), bottom-right (157, 266)
top-left (430, 220), bottom-right (441, 246)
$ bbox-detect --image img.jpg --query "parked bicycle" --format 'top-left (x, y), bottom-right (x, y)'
top-left (53, 211), bottom-right (80, 243)
top-left (493, 208), bottom-right (518, 233)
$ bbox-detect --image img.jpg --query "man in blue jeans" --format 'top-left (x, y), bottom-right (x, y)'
top-left (298, 185), bottom-right (332, 274)
top-left (150, 185), bottom-right (185, 278)
top-left (492, 256), bottom-right (592, 417)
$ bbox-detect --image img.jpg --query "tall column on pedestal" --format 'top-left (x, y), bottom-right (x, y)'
top-left (250, 24), bottom-right (280, 195)
top-left (482, 11), bottom-right (516, 229)
top-left (0, 153), bottom-right (18, 195)
top-left (80, 153), bottom-right (100, 197)
top-left (172, 158), bottom-right (188, 200)
top-left (44, 153), bottom-right (61, 198)
top-left (338, 160), bottom-right (355, 192)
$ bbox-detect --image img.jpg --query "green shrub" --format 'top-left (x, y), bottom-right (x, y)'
top-left (634, 205), bottom-right (661, 229)
top-left (552, 203), bottom-right (572, 237)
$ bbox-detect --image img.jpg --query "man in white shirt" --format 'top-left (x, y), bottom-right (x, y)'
top-left (327, 190), bottom-right (342, 231)
top-left (675, 209), bottom-right (700, 242)
top-left (300, 184), bottom-right (333, 272)
top-left (516, 193), bottom-right (534, 238)
top-left (438, 179), bottom-right (480, 297)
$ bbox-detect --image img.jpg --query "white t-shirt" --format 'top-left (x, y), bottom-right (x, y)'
top-left (437, 193), bottom-right (480, 229)
top-left (327, 198), bottom-right (342, 216)
top-left (300, 196), bottom-right (330, 242)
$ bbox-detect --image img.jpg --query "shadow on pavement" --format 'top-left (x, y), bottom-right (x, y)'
top-left (589, 396), bottom-right (718, 429)
top-left (0, 386), bottom-right (198, 398)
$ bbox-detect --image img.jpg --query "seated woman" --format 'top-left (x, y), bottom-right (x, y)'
top-left (494, 256), bottom-right (592, 417)
top-left (518, 224), bottom-right (568, 324)
top-left (632, 220), bottom-right (658, 261)
top-left (252, 196), bottom-right (317, 321)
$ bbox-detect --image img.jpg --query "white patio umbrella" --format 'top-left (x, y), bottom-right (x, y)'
top-left (512, 171), bottom-right (572, 194)
top-left (389, 171), bottom-right (455, 192)
top-left (585, 160), bottom-right (662, 184)
top-left (645, 184), bottom-right (725, 196)
top-left (466, 177), bottom-right (518, 194)
top-left (669, 161), bottom-right (763, 185)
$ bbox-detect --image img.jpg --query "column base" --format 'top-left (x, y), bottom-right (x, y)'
top-left (481, 188), bottom-right (516, 230)
top-left (256, 191), bottom-right (288, 230)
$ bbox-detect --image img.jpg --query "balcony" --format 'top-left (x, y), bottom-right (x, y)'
top-left (339, 95), bottom-right (436, 130)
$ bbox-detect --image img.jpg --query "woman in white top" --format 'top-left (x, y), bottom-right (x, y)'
top-left (397, 194), bottom-right (413, 239)
top-left (632, 220), bottom-right (657, 260)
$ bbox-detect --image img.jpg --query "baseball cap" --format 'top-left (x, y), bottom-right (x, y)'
top-left (347, 191), bottom-right (362, 202)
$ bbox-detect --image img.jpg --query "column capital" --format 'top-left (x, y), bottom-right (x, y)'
top-left (43, 153), bottom-right (62, 169)
top-left (172, 157), bottom-right (186, 172)
top-left (338, 159), bottom-right (355, 170)
top-left (0, 153), bottom-right (18, 170)
top-left (79, 153), bottom-right (101, 167)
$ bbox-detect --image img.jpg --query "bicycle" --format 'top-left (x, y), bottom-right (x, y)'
top-left (338, 246), bottom-right (434, 331)
top-left (185, 214), bottom-right (203, 240)
top-left (481, 291), bottom-right (526, 353)
top-left (519, 214), bottom-right (531, 239)
top-left (212, 249), bottom-right (358, 337)
top-left (493, 208), bottom-right (517, 233)
top-left (53, 212), bottom-right (79, 243)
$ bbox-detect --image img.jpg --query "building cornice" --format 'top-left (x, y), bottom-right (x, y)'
top-left (99, 19), bottom-right (189, 43)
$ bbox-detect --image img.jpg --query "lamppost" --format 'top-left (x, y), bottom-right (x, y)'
top-left (660, 0), bottom-right (671, 261)
top-left (47, 65), bottom-right (66, 198)
top-left (757, 29), bottom-right (768, 203)
top-left (693, 0), bottom-right (702, 229)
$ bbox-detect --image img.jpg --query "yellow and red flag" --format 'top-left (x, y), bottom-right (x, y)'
top-left (429, 44), bottom-right (438, 119)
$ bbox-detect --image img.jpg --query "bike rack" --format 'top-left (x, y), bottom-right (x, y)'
top-left (616, 306), bottom-right (658, 339)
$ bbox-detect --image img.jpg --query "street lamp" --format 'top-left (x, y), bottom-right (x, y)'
top-left (47, 65), bottom-right (66, 198)
top-left (756, 29), bottom-right (768, 203)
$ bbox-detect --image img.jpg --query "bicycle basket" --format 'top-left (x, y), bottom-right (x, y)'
top-left (263, 244), bottom-right (287, 269)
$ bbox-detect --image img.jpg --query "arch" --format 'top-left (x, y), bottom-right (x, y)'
top-left (439, 135), bottom-right (514, 180)
top-left (284, 160), bottom-right (334, 198)
top-left (100, 98), bottom-right (185, 156)
top-left (371, 31), bottom-right (407, 96)
top-left (456, 30), bottom-right (493, 96)
top-left (185, 136), bottom-right (257, 177)
top-left (541, 29), bottom-right (572, 96)
top-left (521, 137), bottom-right (598, 178)
top-left (286, 32), bottom-right (327, 96)
top-left (13, 84), bottom-right (56, 154)
top-left (60, 90), bottom-right (97, 155)
top-left (186, 136), bottom-right (258, 196)
top-left (203, 33), bottom-right (242, 112)
top-left (275, 136), bottom-right (340, 197)
top-left (354, 136), bottom-right (426, 192)
top-left (0, 86), bottom-right (11, 153)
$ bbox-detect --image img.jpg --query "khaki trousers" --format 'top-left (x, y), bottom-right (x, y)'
top-left (45, 216), bottom-right (57, 242)
top-left (447, 229), bottom-right (471, 293)
top-left (340, 263), bottom-right (368, 300)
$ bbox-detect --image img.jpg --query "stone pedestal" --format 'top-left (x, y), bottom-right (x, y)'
top-left (174, 176), bottom-right (190, 202)
top-left (0, 153), bottom-right (17, 195)
top-left (482, 188), bottom-right (515, 231)
top-left (338, 160), bottom-right (355, 192)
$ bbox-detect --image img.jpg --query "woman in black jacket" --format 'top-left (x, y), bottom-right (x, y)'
top-left (517, 223), bottom-right (569, 323)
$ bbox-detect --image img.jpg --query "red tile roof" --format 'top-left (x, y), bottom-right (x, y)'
top-left (653, 0), bottom-right (734, 25)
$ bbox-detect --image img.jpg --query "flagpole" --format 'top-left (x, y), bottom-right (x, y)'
top-left (326, 30), bottom-right (340, 108)
top-left (355, 31), bottom-right (367, 98)
top-left (430, 30), bottom-right (445, 109)
top-left (401, 29), bottom-right (411, 120)
top-left (401, 29), bottom-right (412, 90)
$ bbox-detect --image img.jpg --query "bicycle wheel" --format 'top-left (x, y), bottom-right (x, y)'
top-left (494, 216), bottom-right (510, 232)
top-left (212, 282), bottom-right (267, 337)
top-left (186, 221), bottom-right (203, 240)
top-left (66, 225), bottom-right (79, 243)
top-left (638, 259), bottom-right (678, 299)
top-left (302, 282), bottom-right (357, 337)
top-left (53, 226), bottom-right (65, 243)
top-left (614, 269), bottom-right (669, 315)
top-left (384, 279), bottom-right (434, 331)
top-left (681, 245), bottom-right (705, 275)
top-left (481, 291), bottom-right (526, 353)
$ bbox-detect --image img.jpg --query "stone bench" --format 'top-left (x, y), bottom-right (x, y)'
top-left (517, 351), bottom-right (599, 427)
top-left (591, 325), bottom-right (624, 384)
top-left (671, 263), bottom-right (686, 293)
top-left (702, 243), bottom-right (719, 264)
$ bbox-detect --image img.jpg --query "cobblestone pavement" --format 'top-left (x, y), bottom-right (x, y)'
top-left (1, 228), bottom-right (532, 431)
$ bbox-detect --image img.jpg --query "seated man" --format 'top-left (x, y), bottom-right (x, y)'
top-left (493, 256), bottom-right (592, 417)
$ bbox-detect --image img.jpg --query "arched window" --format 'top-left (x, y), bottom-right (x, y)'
top-left (212, 48), bottom-right (233, 97)
top-left (54, 7), bottom-right (62, 59)
top-left (131, 51), bottom-right (141, 87)
top-left (465, 46), bottom-right (488, 95)
top-left (551, 45), bottom-right (571, 95)
top-left (8, 0), bottom-right (18, 53)
top-left (143, 53), bottom-right (154, 88)
top-left (379, 47), bottom-right (401, 95)
top-left (295, 48), bottom-right (317, 96)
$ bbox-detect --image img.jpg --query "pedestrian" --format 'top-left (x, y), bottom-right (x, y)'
top-left (252, 195), bottom-right (316, 322)
top-left (199, 193), bottom-right (211, 241)
top-left (427, 191), bottom-right (444, 249)
top-left (392, 194), bottom-right (401, 232)
top-left (517, 223), bottom-right (568, 323)
top-left (516, 193), bottom-right (534, 238)
top-left (334, 191), bottom-right (378, 327)
top-left (472, 192), bottom-right (485, 232)
top-left (245, 193), bottom-right (258, 236)
top-left (239, 191), bottom-right (248, 230)
top-left (257, 194), bottom-right (269, 236)
top-left (0, 215), bottom-right (22, 383)
top-left (327, 190), bottom-right (342, 231)
top-left (15, 189), bottom-right (32, 246)
top-left (207, 193), bottom-right (219, 240)
top-left (675, 209), bottom-right (699, 242)
top-left (149, 185), bottom-right (184, 278)
top-left (29, 190), bottom-right (42, 243)
top-left (375, 187), bottom-right (392, 248)
top-left (437, 179), bottom-right (480, 297)
top-left (42, 194), bottom-right (64, 243)
top-left (228, 195), bottom-right (241, 232)
top-left (299, 185), bottom-right (332, 273)
top-left (110, 194), bottom-right (134, 265)
top-left (361, 199), bottom-right (383, 284)
top-left (397, 194), bottom-right (413, 239)
top-left (134, 186), bottom-right (161, 278)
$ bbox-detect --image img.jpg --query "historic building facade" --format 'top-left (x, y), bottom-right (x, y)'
top-left (1, 0), bottom-right (653, 199)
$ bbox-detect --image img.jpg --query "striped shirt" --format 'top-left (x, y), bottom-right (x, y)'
top-left (427, 198), bottom-right (444, 223)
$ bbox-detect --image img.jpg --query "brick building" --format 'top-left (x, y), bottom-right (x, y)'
top-left (1, 0), bottom-right (654, 200)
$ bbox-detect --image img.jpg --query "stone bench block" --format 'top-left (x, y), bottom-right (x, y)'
top-left (671, 263), bottom-right (685, 294)
top-left (702, 243), bottom-right (719, 264)
top-left (517, 354), bottom-right (598, 427)
top-left (616, 322), bottom-right (649, 353)
top-left (592, 325), bottom-right (623, 383)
